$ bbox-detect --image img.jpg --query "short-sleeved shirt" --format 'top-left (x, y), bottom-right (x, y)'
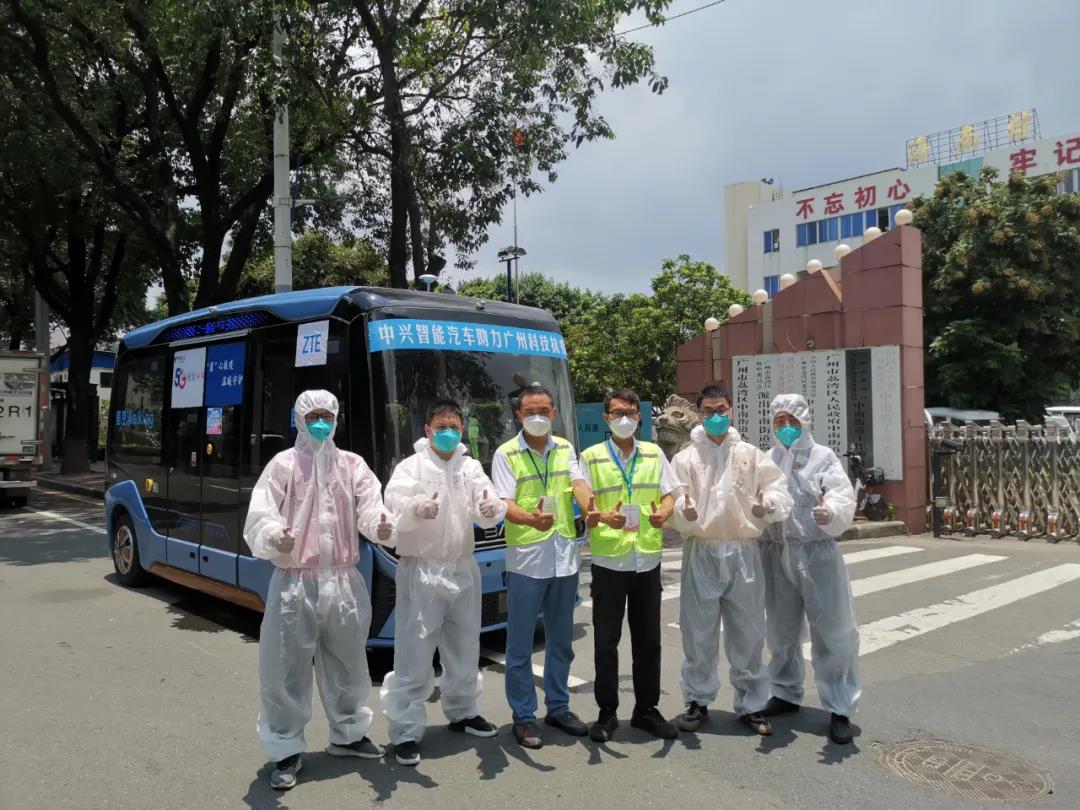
top-left (491, 432), bottom-right (584, 579)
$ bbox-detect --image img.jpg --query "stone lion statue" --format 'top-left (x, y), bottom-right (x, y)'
top-left (655, 394), bottom-right (701, 459)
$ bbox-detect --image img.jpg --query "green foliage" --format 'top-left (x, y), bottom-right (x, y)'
top-left (913, 168), bottom-right (1080, 421)
top-left (236, 232), bottom-right (389, 298)
top-left (459, 256), bottom-right (747, 404)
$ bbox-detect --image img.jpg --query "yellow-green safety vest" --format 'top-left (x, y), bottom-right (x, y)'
top-left (581, 439), bottom-right (664, 557)
top-left (498, 435), bottom-right (577, 546)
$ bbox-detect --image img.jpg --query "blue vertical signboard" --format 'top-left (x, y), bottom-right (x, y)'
top-left (205, 342), bottom-right (246, 406)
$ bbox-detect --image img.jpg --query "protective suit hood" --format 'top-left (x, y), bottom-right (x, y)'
top-left (294, 389), bottom-right (339, 454)
top-left (770, 393), bottom-right (815, 455)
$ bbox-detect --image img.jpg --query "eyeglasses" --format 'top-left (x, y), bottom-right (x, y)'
top-left (608, 409), bottom-right (639, 418)
top-left (700, 405), bottom-right (731, 417)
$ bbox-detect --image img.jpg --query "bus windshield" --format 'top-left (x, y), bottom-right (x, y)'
top-left (376, 347), bottom-right (576, 474)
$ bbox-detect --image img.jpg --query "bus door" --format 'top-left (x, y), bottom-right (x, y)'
top-left (164, 398), bottom-right (203, 575)
top-left (164, 343), bottom-right (244, 584)
top-left (198, 342), bottom-right (246, 585)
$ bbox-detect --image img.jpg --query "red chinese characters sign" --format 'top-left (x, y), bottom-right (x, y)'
top-left (824, 192), bottom-right (844, 214)
top-left (795, 197), bottom-right (815, 220)
top-left (855, 185), bottom-right (876, 210)
top-left (887, 179), bottom-right (911, 201)
top-left (1010, 147), bottom-right (1037, 175)
top-left (1055, 137), bottom-right (1080, 166)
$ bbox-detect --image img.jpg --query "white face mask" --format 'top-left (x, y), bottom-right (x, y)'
top-left (522, 415), bottom-right (552, 437)
top-left (608, 416), bottom-right (638, 440)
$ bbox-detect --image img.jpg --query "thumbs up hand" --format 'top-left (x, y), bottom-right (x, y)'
top-left (585, 495), bottom-right (601, 529)
top-left (531, 506), bottom-right (554, 531)
top-left (648, 500), bottom-right (669, 528)
top-left (751, 490), bottom-right (769, 519)
top-left (273, 527), bottom-right (296, 553)
top-left (478, 488), bottom-right (501, 519)
top-left (415, 491), bottom-right (440, 520)
top-left (812, 490), bottom-right (832, 525)
top-left (376, 512), bottom-right (394, 542)
top-left (602, 500), bottom-right (627, 530)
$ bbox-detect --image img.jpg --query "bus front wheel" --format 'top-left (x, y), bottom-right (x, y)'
top-left (112, 514), bottom-right (149, 587)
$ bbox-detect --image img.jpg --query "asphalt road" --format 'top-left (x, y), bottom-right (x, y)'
top-left (2, 490), bottom-right (1078, 809)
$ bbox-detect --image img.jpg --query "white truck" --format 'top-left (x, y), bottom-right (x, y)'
top-left (0, 351), bottom-right (46, 507)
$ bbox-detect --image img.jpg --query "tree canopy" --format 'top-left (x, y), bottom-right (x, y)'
top-left (913, 167), bottom-right (1080, 421)
top-left (458, 256), bottom-right (747, 403)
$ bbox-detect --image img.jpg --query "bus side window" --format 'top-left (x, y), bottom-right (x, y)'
top-left (109, 353), bottom-right (166, 465)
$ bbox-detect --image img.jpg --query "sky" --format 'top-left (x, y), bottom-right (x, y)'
top-left (448, 0), bottom-right (1080, 296)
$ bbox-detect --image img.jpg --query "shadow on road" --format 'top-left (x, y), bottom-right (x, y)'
top-left (0, 518), bottom-right (107, 566)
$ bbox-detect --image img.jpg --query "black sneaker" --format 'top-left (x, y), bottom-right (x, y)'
top-left (829, 713), bottom-right (854, 745)
top-left (589, 708), bottom-right (619, 742)
top-left (631, 707), bottom-right (678, 740)
top-left (677, 701), bottom-right (708, 732)
top-left (448, 715), bottom-right (498, 738)
top-left (761, 696), bottom-right (801, 717)
top-left (270, 753), bottom-right (302, 790)
top-left (513, 719), bottom-right (544, 749)
top-left (326, 737), bottom-right (383, 759)
top-left (394, 740), bottom-right (421, 766)
top-left (544, 711), bottom-right (589, 737)
top-left (739, 712), bottom-right (774, 736)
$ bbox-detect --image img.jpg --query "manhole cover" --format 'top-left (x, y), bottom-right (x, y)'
top-left (880, 740), bottom-right (1053, 803)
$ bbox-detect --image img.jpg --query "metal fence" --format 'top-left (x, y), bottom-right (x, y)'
top-left (929, 421), bottom-right (1080, 542)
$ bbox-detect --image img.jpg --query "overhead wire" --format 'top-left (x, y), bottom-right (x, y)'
top-left (616, 0), bottom-right (731, 37)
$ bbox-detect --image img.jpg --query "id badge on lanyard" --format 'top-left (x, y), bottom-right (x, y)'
top-left (539, 495), bottom-right (557, 517)
top-left (622, 504), bottom-right (641, 532)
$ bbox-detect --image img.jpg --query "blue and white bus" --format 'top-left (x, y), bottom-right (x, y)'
top-left (104, 286), bottom-right (582, 646)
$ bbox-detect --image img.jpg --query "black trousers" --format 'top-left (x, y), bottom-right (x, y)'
top-left (590, 563), bottom-right (662, 713)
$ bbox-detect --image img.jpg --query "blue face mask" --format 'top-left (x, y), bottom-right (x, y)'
top-left (775, 424), bottom-right (802, 447)
top-left (432, 428), bottom-right (462, 453)
top-left (307, 418), bottom-right (334, 442)
top-left (703, 413), bottom-right (731, 437)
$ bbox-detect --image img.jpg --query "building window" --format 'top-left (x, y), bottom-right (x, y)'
top-left (98, 372), bottom-right (114, 390)
top-left (796, 223), bottom-right (807, 247)
top-left (764, 275), bottom-right (781, 297)
top-left (822, 217), bottom-right (839, 242)
top-left (1057, 168), bottom-right (1080, 195)
top-left (840, 212), bottom-right (863, 239)
top-left (763, 228), bottom-right (780, 254)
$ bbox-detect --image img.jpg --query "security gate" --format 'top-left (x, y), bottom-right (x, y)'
top-left (930, 421), bottom-right (1080, 542)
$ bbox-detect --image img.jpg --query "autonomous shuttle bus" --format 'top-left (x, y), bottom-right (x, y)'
top-left (105, 286), bottom-right (582, 646)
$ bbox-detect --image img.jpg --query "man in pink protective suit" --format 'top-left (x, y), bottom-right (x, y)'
top-left (244, 390), bottom-right (395, 791)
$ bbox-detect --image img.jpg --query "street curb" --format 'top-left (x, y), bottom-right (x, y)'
top-left (35, 477), bottom-right (104, 501)
top-left (841, 520), bottom-right (908, 541)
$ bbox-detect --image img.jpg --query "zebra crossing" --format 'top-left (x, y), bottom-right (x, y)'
top-left (561, 541), bottom-right (1080, 689)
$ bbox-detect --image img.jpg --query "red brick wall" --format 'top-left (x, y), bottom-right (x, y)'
top-left (677, 226), bottom-right (927, 532)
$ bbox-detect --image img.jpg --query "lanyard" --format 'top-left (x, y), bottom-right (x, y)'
top-left (526, 444), bottom-right (551, 489)
top-left (607, 438), bottom-right (638, 500)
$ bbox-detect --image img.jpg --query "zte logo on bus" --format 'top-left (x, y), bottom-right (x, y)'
top-left (300, 333), bottom-right (323, 355)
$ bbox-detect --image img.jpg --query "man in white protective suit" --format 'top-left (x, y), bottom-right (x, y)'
top-left (380, 398), bottom-right (508, 767)
top-left (758, 393), bottom-right (860, 745)
top-left (670, 383), bottom-right (792, 737)
top-left (244, 390), bottom-right (395, 791)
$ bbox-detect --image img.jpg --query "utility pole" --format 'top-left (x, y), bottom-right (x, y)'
top-left (272, 14), bottom-right (292, 294)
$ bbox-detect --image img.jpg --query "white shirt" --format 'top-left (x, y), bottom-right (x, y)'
top-left (491, 432), bottom-right (585, 579)
top-left (580, 437), bottom-right (684, 573)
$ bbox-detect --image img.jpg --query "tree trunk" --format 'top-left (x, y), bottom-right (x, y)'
top-left (387, 124), bottom-right (410, 288)
top-left (406, 176), bottom-right (426, 284)
top-left (61, 332), bottom-right (93, 475)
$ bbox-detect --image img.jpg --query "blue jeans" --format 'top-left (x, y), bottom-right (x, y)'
top-left (505, 571), bottom-right (579, 722)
